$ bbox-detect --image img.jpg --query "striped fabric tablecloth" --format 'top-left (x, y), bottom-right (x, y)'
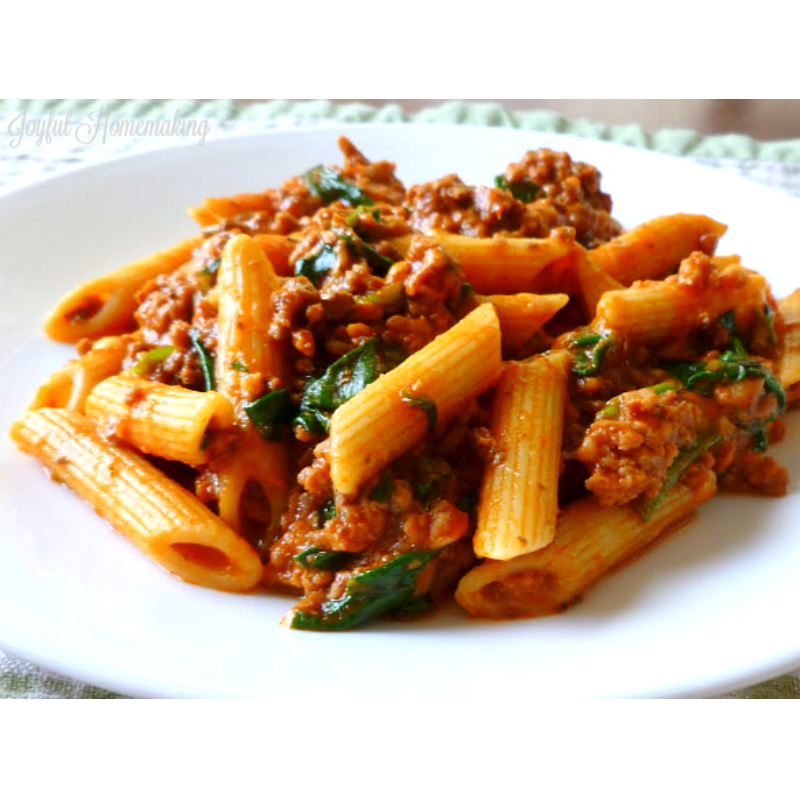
top-left (2, 99), bottom-right (800, 699)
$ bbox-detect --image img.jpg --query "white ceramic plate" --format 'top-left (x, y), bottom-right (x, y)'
top-left (2, 124), bottom-right (800, 700)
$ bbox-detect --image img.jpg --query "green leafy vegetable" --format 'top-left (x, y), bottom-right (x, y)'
top-left (316, 498), bottom-right (337, 527)
top-left (127, 346), bottom-right (174, 375)
top-left (305, 165), bottom-right (375, 207)
top-left (231, 360), bottom-right (249, 373)
top-left (290, 550), bottom-right (437, 631)
top-left (294, 242), bottom-right (338, 287)
top-left (244, 388), bottom-right (293, 442)
top-left (295, 339), bottom-right (402, 434)
top-left (368, 472), bottom-right (395, 503)
top-left (494, 174), bottom-right (542, 203)
top-left (340, 231), bottom-right (395, 277)
top-left (567, 331), bottom-right (614, 376)
top-left (293, 546), bottom-right (352, 571)
top-left (189, 329), bottom-right (215, 391)
top-left (637, 434), bottom-right (721, 521)
top-left (401, 391), bottom-right (438, 433)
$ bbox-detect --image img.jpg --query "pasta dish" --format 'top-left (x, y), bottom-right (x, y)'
top-left (9, 137), bottom-right (800, 631)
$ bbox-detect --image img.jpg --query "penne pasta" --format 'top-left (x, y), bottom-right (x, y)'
top-left (329, 303), bottom-right (503, 497)
top-left (213, 233), bottom-right (291, 542)
top-left (84, 374), bottom-right (236, 467)
top-left (589, 213), bottom-right (727, 285)
top-left (473, 351), bottom-right (571, 560)
top-left (456, 466), bottom-right (717, 619)
top-left (575, 249), bottom-right (624, 319)
top-left (27, 335), bottom-right (133, 414)
top-left (478, 292), bottom-right (569, 350)
top-left (10, 409), bottom-right (263, 592)
top-left (595, 255), bottom-right (767, 345)
top-left (43, 237), bottom-right (202, 343)
top-left (391, 229), bottom-right (577, 294)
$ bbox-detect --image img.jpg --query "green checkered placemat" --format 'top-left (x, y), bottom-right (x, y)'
top-left (2, 99), bottom-right (800, 699)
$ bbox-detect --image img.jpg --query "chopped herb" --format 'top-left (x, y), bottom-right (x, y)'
top-left (295, 339), bottom-right (403, 435)
top-left (305, 165), bottom-right (375, 207)
top-left (293, 546), bottom-right (352, 572)
top-left (596, 402), bottom-right (620, 420)
top-left (568, 330), bottom-right (614, 377)
top-left (340, 232), bottom-right (395, 277)
top-left (752, 427), bottom-right (769, 453)
top-left (637, 434), bottom-right (721, 521)
top-left (231, 360), bottom-right (249, 373)
top-left (494, 174), bottom-right (542, 203)
top-left (127, 346), bottom-right (174, 375)
top-left (290, 550), bottom-right (437, 631)
top-left (200, 432), bottom-right (210, 451)
top-left (368, 472), bottom-right (395, 503)
top-left (244, 388), bottom-right (293, 442)
top-left (294, 242), bottom-right (338, 287)
top-left (401, 391), bottom-right (438, 434)
top-left (202, 257), bottom-right (221, 275)
top-left (763, 304), bottom-right (778, 345)
top-left (649, 381), bottom-right (681, 396)
top-left (316, 498), bottom-right (337, 528)
top-left (189, 329), bottom-right (215, 391)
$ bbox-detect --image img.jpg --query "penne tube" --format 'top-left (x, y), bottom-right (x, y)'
top-left (10, 409), bottom-right (263, 592)
top-left (27, 335), bottom-right (133, 414)
top-left (595, 257), bottom-right (767, 345)
top-left (473, 351), bottom-right (571, 560)
top-left (43, 237), bottom-right (202, 343)
top-left (201, 192), bottom-right (276, 221)
top-left (214, 233), bottom-right (291, 542)
top-left (456, 466), bottom-right (717, 619)
top-left (778, 325), bottom-right (800, 389)
top-left (589, 213), bottom-right (727, 285)
top-left (216, 233), bottom-right (290, 406)
top-left (253, 234), bottom-right (296, 277)
top-left (84, 374), bottom-right (236, 467)
top-left (575, 249), bottom-right (624, 319)
top-left (187, 206), bottom-right (219, 228)
top-left (391, 229), bottom-right (577, 294)
top-left (478, 292), bottom-right (569, 350)
top-left (778, 287), bottom-right (800, 327)
top-left (330, 303), bottom-right (503, 497)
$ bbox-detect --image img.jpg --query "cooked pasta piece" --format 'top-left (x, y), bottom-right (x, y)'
top-left (479, 293), bottom-right (569, 350)
top-left (390, 229), bottom-right (577, 294)
top-left (253, 234), bottom-right (296, 277)
top-left (10, 408), bottom-right (263, 592)
top-left (589, 213), bottom-right (727, 285)
top-left (473, 350), bottom-right (571, 560)
top-left (27, 335), bottom-right (133, 413)
top-left (595, 255), bottom-right (768, 345)
top-left (575, 250), bottom-right (623, 318)
top-left (189, 191), bottom-right (276, 226)
top-left (214, 233), bottom-right (291, 539)
top-left (43, 237), bottom-right (202, 342)
top-left (329, 303), bottom-right (503, 497)
top-left (84, 374), bottom-right (236, 467)
top-left (778, 288), bottom-right (800, 388)
top-left (456, 466), bottom-right (717, 618)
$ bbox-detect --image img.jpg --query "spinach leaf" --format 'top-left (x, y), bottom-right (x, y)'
top-left (567, 331), bottom-right (614, 377)
top-left (305, 165), bottom-right (375, 207)
top-left (636, 434), bottom-right (721, 521)
top-left (189, 329), bottom-right (216, 391)
top-left (244, 388), bottom-right (293, 442)
top-left (340, 232), bottom-right (395, 277)
top-left (293, 545), bottom-right (352, 571)
top-left (295, 338), bottom-right (399, 434)
top-left (290, 550), bottom-right (437, 631)
top-left (401, 391), bottom-right (438, 433)
top-left (368, 472), bottom-right (395, 503)
top-left (127, 345), bottom-right (174, 375)
top-left (494, 174), bottom-right (542, 203)
top-left (294, 242), bottom-right (338, 287)
top-left (316, 498), bottom-right (337, 527)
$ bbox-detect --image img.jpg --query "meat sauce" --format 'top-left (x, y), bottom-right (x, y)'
top-left (122, 137), bottom-right (790, 629)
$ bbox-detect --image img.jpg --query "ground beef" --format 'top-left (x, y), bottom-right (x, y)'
top-left (503, 149), bottom-right (623, 248)
top-left (575, 387), bottom-right (701, 506)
